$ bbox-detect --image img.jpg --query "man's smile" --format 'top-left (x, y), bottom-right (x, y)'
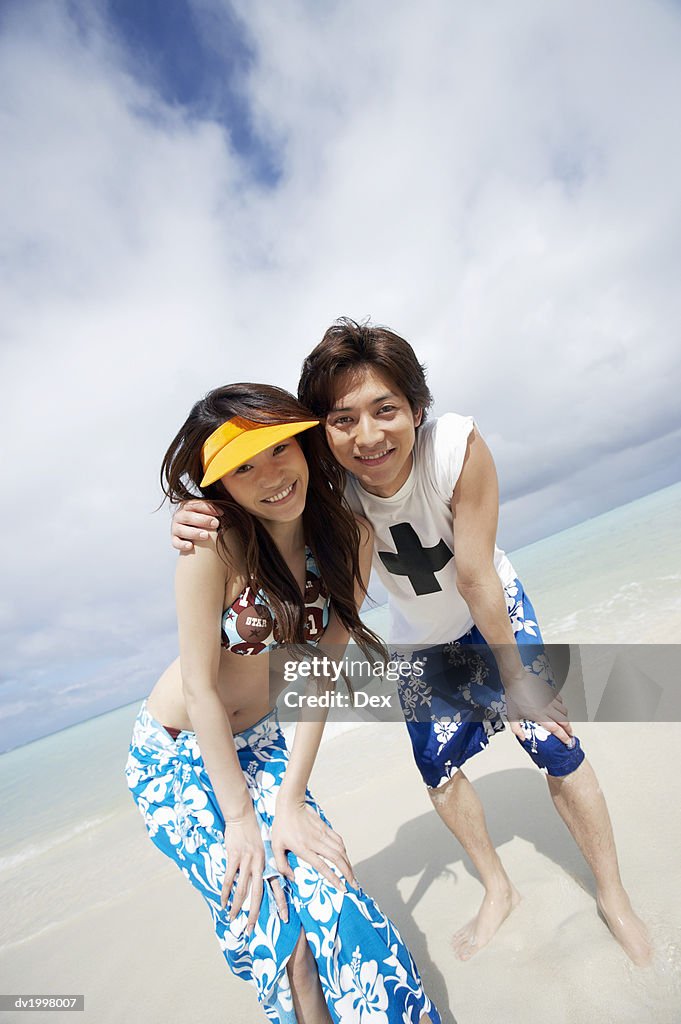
top-left (354, 448), bottom-right (396, 465)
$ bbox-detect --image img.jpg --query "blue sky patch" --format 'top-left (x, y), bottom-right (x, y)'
top-left (105, 0), bottom-right (281, 185)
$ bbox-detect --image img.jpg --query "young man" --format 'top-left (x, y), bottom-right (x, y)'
top-left (172, 319), bottom-right (651, 966)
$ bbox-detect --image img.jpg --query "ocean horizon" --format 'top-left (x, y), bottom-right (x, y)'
top-left (0, 479), bottom-right (679, 957)
top-left (3, 479), bottom-right (680, 758)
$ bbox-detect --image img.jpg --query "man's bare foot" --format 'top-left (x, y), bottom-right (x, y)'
top-left (597, 891), bottom-right (653, 967)
top-left (451, 881), bottom-right (521, 961)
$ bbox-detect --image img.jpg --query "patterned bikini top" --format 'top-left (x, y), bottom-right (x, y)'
top-left (221, 547), bottom-right (330, 656)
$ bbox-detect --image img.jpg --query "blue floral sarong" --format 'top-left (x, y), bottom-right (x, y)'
top-left (125, 701), bottom-right (441, 1024)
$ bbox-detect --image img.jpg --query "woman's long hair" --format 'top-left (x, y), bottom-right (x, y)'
top-left (161, 383), bottom-right (383, 660)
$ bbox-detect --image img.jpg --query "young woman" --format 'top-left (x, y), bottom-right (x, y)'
top-left (124, 384), bottom-right (440, 1024)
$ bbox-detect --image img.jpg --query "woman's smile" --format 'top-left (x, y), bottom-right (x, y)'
top-left (261, 480), bottom-right (298, 504)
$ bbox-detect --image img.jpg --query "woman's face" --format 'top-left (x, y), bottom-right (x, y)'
top-left (220, 437), bottom-right (309, 524)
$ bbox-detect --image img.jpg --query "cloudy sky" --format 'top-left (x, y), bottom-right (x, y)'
top-left (2, 0), bottom-right (680, 750)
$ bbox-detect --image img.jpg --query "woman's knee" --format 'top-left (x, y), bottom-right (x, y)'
top-left (286, 928), bottom-right (321, 996)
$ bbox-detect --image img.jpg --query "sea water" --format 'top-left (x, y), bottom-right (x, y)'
top-left (509, 481), bottom-right (681, 642)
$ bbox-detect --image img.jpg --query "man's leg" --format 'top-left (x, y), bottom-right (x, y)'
top-left (545, 755), bottom-right (652, 965)
top-left (512, 717), bottom-right (651, 965)
top-left (506, 579), bottom-right (652, 965)
top-left (429, 767), bottom-right (521, 961)
top-left (397, 645), bottom-right (523, 961)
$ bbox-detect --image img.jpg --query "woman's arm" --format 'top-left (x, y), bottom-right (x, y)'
top-left (175, 534), bottom-right (272, 930)
top-left (271, 517), bottom-right (374, 887)
top-left (278, 517), bottom-right (373, 799)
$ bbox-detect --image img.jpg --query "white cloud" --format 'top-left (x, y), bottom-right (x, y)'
top-left (1, 0), bottom-right (680, 744)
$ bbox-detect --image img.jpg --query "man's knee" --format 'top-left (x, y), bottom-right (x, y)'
top-left (547, 754), bottom-right (591, 787)
top-left (428, 766), bottom-right (467, 808)
top-left (514, 723), bottom-right (585, 777)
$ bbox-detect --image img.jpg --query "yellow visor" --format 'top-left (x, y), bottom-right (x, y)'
top-left (200, 416), bottom-right (320, 487)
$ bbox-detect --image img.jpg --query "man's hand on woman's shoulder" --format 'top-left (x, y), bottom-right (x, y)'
top-left (171, 499), bottom-right (220, 552)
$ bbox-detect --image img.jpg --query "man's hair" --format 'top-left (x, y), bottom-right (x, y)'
top-left (298, 318), bottom-right (433, 424)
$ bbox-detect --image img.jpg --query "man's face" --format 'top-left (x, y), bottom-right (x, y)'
top-left (324, 365), bottom-right (422, 498)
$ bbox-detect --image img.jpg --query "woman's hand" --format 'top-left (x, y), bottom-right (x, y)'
top-left (172, 499), bottom-right (220, 552)
top-left (222, 811), bottom-right (267, 934)
top-left (272, 796), bottom-right (356, 890)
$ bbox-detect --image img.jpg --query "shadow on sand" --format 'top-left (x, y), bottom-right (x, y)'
top-left (353, 766), bottom-right (595, 1024)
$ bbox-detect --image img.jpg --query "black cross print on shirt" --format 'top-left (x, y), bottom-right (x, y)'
top-left (378, 523), bottom-right (453, 595)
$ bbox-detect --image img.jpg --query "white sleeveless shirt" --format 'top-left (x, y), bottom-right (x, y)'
top-left (344, 413), bottom-right (517, 646)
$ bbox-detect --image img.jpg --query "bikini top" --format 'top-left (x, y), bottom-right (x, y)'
top-left (221, 547), bottom-right (330, 655)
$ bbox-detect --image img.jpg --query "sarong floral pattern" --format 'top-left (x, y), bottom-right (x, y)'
top-left (125, 702), bottom-right (440, 1024)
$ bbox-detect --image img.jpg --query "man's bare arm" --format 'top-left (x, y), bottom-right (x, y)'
top-left (451, 427), bottom-right (573, 746)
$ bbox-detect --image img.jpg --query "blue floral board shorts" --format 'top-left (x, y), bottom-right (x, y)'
top-left (125, 701), bottom-right (441, 1024)
top-left (392, 578), bottom-right (585, 789)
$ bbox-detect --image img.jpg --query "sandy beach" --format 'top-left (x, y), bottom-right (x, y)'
top-left (1, 716), bottom-right (679, 1023)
